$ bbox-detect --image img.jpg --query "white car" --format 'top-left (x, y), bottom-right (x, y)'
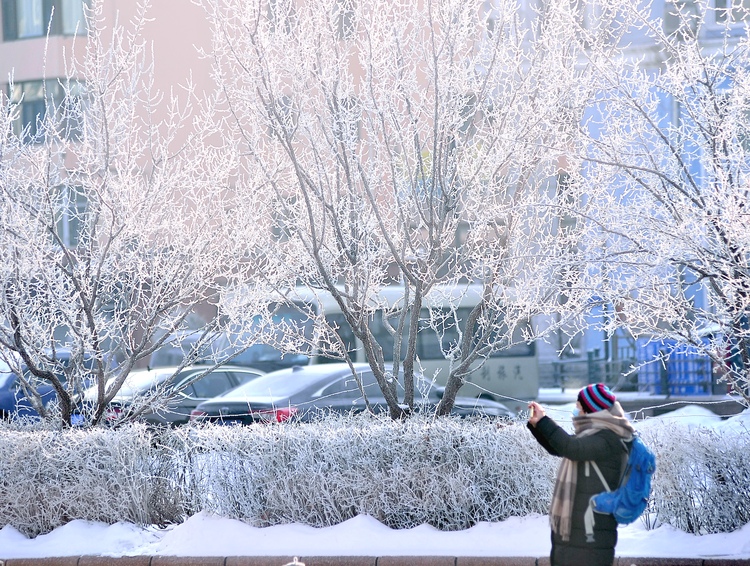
top-left (79, 365), bottom-right (264, 426)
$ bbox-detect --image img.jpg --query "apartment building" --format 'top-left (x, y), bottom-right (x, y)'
top-left (0, 0), bottom-right (213, 141)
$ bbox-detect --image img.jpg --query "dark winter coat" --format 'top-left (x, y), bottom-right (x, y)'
top-left (528, 416), bottom-right (628, 566)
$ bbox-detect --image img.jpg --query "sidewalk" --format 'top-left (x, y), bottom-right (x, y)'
top-left (537, 388), bottom-right (747, 419)
top-left (2, 556), bottom-right (750, 565)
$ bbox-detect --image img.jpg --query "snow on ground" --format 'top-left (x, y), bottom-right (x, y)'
top-left (3, 511), bottom-right (750, 559)
top-left (2, 404), bottom-right (749, 560)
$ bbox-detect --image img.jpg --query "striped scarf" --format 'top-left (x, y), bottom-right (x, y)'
top-left (549, 401), bottom-right (635, 541)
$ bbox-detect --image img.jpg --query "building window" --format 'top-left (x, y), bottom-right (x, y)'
top-left (663, 0), bottom-right (699, 38)
top-left (715, 0), bottom-right (750, 23)
top-left (266, 0), bottom-right (296, 34)
top-left (271, 195), bottom-right (298, 243)
top-left (9, 79), bottom-right (85, 141)
top-left (55, 185), bottom-right (88, 248)
top-left (332, 0), bottom-right (356, 40)
top-left (2, 0), bottom-right (89, 41)
top-left (481, 0), bottom-right (501, 39)
top-left (332, 96), bottom-right (359, 147)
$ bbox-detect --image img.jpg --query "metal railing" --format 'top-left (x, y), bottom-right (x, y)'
top-left (540, 354), bottom-right (722, 396)
top-left (539, 357), bottom-right (638, 392)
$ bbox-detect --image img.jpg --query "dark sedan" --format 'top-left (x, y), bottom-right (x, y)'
top-left (189, 363), bottom-right (514, 424)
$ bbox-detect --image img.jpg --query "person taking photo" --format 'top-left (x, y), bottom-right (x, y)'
top-left (527, 383), bottom-right (635, 566)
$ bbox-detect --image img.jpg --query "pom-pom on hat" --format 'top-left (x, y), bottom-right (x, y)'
top-left (578, 383), bottom-right (616, 413)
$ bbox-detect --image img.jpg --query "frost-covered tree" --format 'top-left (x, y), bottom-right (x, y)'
top-left (566, 0), bottom-right (750, 404)
top-left (0, 1), bottom-right (261, 427)
top-left (201, 0), bottom-right (595, 417)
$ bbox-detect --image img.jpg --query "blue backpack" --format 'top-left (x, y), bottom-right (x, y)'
top-left (592, 435), bottom-right (656, 522)
top-left (585, 435), bottom-right (656, 541)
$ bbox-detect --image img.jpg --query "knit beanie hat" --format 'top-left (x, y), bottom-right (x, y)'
top-left (578, 383), bottom-right (616, 413)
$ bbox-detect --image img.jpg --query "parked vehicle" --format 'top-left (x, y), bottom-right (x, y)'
top-left (0, 349), bottom-right (113, 421)
top-left (79, 364), bottom-right (264, 426)
top-left (432, 386), bottom-right (516, 419)
top-left (189, 363), bottom-right (514, 424)
top-left (0, 359), bottom-right (58, 420)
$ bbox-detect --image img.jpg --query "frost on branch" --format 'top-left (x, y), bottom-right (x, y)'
top-left (201, 0), bottom-right (596, 416)
top-left (569, 0), bottom-right (750, 403)
top-left (0, 0), bottom-right (260, 427)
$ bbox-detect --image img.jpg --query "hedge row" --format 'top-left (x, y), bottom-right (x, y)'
top-left (1, 413), bottom-right (747, 537)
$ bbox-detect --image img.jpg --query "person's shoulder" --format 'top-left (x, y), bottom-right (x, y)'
top-left (596, 428), bottom-right (629, 451)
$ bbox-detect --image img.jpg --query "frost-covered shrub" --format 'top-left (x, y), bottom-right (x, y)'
top-left (1, 413), bottom-right (748, 537)
top-left (641, 425), bottom-right (750, 534)
top-left (171, 414), bottom-right (555, 529)
top-left (0, 423), bottom-right (164, 536)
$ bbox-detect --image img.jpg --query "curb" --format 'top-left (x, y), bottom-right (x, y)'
top-left (1, 557), bottom-right (750, 566)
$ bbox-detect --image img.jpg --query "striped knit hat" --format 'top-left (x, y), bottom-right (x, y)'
top-left (578, 383), bottom-right (616, 413)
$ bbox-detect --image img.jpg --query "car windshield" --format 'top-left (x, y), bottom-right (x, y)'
top-left (150, 333), bottom-right (220, 367)
top-left (113, 369), bottom-right (176, 396)
top-left (220, 368), bottom-right (330, 399)
top-left (0, 371), bottom-right (14, 389)
top-left (219, 303), bottom-right (315, 371)
top-left (229, 343), bottom-right (310, 370)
